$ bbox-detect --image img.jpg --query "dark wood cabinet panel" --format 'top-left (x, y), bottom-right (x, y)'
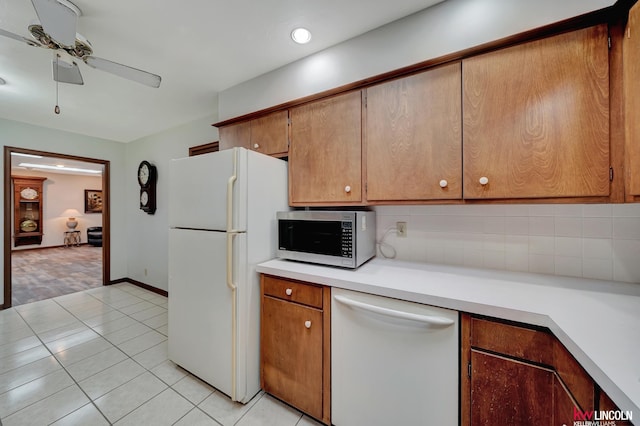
top-left (471, 350), bottom-right (554, 425)
top-left (365, 62), bottom-right (462, 201)
top-left (462, 314), bottom-right (597, 425)
top-left (463, 25), bottom-right (610, 199)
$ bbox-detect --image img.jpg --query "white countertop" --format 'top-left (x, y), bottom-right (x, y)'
top-left (256, 258), bottom-right (640, 416)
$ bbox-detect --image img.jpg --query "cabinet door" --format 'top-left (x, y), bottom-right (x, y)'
top-left (289, 91), bottom-right (362, 205)
top-left (219, 121), bottom-right (250, 150)
top-left (471, 350), bottom-right (554, 425)
top-left (366, 63), bottom-right (462, 201)
top-left (261, 296), bottom-right (323, 420)
top-left (463, 25), bottom-right (610, 199)
top-left (250, 110), bottom-right (289, 156)
top-left (625, 2), bottom-right (640, 197)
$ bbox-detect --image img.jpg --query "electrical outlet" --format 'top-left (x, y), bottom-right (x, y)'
top-left (396, 221), bottom-right (407, 237)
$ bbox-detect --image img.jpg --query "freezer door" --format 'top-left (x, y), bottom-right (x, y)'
top-left (168, 228), bottom-right (235, 396)
top-left (169, 148), bottom-right (248, 231)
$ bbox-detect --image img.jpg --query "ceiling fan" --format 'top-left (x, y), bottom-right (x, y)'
top-left (0, 0), bottom-right (161, 89)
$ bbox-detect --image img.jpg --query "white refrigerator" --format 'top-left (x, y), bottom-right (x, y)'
top-left (168, 148), bottom-right (288, 403)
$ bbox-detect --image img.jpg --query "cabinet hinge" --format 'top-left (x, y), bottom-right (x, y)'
top-left (468, 362), bottom-right (472, 378)
top-left (610, 167), bottom-right (614, 182)
top-left (608, 36), bottom-right (611, 49)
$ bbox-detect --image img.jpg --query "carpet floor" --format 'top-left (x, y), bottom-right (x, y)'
top-left (11, 245), bottom-right (103, 306)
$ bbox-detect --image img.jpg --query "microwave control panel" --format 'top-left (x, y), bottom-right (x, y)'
top-left (341, 221), bottom-right (353, 258)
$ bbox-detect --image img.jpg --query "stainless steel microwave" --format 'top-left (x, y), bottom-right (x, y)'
top-left (276, 210), bottom-right (376, 269)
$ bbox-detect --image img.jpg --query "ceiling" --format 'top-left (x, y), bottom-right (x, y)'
top-left (0, 0), bottom-right (444, 143)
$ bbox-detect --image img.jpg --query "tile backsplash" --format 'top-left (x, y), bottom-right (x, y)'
top-left (374, 204), bottom-right (640, 283)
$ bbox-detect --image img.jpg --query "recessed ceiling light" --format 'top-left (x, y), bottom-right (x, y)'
top-left (291, 28), bottom-right (312, 44)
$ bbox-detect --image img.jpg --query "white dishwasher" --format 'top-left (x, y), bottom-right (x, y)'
top-left (332, 288), bottom-right (459, 426)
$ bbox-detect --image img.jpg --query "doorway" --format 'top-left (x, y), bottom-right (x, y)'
top-left (3, 146), bottom-right (110, 309)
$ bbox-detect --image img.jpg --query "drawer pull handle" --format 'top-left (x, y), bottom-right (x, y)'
top-left (439, 179), bottom-right (448, 188)
top-left (344, 185), bottom-right (351, 193)
top-left (304, 320), bottom-right (311, 329)
top-left (334, 295), bottom-right (454, 327)
top-left (479, 176), bottom-right (489, 186)
top-left (285, 288), bottom-right (293, 296)
top-left (253, 143), bottom-right (260, 149)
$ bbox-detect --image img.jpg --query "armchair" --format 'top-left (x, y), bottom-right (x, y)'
top-left (87, 226), bottom-right (103, 247)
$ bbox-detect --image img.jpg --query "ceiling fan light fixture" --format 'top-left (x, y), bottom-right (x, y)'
top-left (291, 27), bottom-right (312, 44)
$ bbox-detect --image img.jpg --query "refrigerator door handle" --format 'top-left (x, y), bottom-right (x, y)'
top-left (227, 230), bottom-right (239, 401)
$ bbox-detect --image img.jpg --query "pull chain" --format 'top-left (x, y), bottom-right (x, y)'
top-left (54, 55), bottom-right (60, 114)
top-left (54, 80), bottom-right (60, 114)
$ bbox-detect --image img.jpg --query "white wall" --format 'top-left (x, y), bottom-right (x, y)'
top-left (218, 0), bottom-right (614, 120)
top-left (0, 117), bottom-right (126, 306)
top-left (125, 114), bottom-right (219, 292)
top-left (375, 204), bottom-right (640, 283)
top-left (11, 170), bottom-right (103, 249)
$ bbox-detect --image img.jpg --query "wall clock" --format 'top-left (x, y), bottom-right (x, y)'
top-left (137, 161), bottom-right (157, 214)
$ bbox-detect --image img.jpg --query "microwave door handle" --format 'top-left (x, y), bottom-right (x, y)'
top-left (334, 295), bottom-right (454, 327)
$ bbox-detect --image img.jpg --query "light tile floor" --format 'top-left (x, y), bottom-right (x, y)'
top-left (0, 283), bottom-right (323, 426)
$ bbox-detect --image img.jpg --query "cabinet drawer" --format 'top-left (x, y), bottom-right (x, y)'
top-left (262, 275), bottom-right (323, 309)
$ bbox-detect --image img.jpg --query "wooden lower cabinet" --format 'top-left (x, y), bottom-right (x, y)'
top-left (260, 275), bottom-right (331, 424)
top-left (461, 314), bottom-right (596, 425)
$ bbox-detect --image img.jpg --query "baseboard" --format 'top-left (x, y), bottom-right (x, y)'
top-left (109, 278), bottom-right (168, 297)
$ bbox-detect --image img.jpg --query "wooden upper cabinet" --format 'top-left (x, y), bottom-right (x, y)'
top-left (219, 120), bottom-right (250, 150)
top-left (625, 2), bottom-right (640, 198)
top-left (365, 62), bottom-right (462, 201)
top-left (218, 110), bottom-right (289, 156)
top-left (289, 91), bottom-right (362, 205)
top-left (250, 110), bottom-right (289, 156)
top-left (463, 25), bottom-right (610, 199)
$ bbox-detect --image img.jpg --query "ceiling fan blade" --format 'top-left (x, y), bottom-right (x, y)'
top-left (83, 56), bottom-right (161, 88)
top-left (31, 0), bottom-right (78, 47)
top-left (52, 56), bottom-right (83, 85)
top-left (0, 28), bottom-right (41, 47)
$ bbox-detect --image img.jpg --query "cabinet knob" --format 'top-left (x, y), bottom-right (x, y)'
top-left (253, 143), bottom-right (260, 149)
top-left (439, 179), bottom-right (448, 188)
top-left (304, 320), bottom-right (312, 329)
top-left (479, 176), bottom-right (489, 186)
top-left (285, 288), bottom-right (292, 296)
top-left (345, 185), bottom-right (351, 193)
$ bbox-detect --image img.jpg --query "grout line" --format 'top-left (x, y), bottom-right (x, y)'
top-left (12, 305), bottom-right (112, 425)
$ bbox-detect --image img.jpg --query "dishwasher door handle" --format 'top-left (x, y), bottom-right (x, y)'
top-left (334, 295), bottom-right (455, 327)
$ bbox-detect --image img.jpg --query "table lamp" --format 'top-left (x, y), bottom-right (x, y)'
top-left (62, 208), bottom-right (82, 230)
